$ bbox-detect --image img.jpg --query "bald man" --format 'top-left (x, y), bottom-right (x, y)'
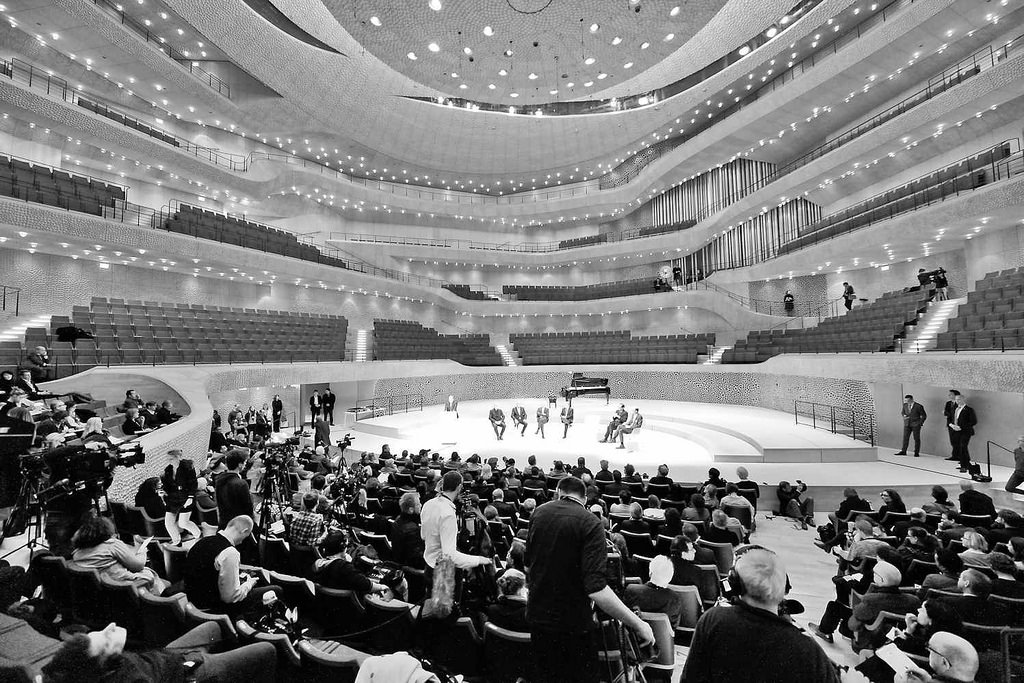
top-left (683, 549), bottom-right (840, 682)
top-left (183, 515), bottom-right (280, 618)
top-left (904, 632), bottom-right (979, 683)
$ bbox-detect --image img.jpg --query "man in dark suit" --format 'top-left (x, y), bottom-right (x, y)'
top-left (560, 405), bottom-right (574, 439)
top-left (14, 369), bottom-right (54, 401)
top-left (214, 450), bottom-right (257, 562)
top-left (943, 389), bottom-right (960, 461)
top-left (510, 404), bottom-right (526, 435)
top-left (933, 569), bottom-right (1010, 626)
top-left (682, 523), bottom-right (717, 566)
top-left (489, 405), bottom-right (506, 440)
top-left (271, 395), bottom-right (284, 432)
top-left (958, 481), bottom-right (996, 518)
top-left (322, 388), bottom-right (336, 425)
top-left (895, 394), bottom-right (927, 456)
top-left (949, 392), bottom-right (977, 470)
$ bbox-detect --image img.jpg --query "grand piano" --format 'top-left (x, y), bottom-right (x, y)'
top-left (560, 373), bottom-right (610, 405)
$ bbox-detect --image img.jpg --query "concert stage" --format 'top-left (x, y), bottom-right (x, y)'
top-left (342, 398), bottom-right (877, 471)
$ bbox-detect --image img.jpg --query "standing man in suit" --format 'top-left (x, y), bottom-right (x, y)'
top-left (943, 389), bottom-right (960, 461)
top-left (895, 394), bottom-right (927, 456)
top-left (949, 392), bottom-right (977, 472)
top-left (444, 395), bottom-right (459, 419)
top-left (322, 388), bottom-right (336, 425)
top-left (271, 394), bottom-right (283, 433)
top-left (215, 450), bottom-right (257, 562)
top-left (560, 404), bottom-right (574, 439)
top-left (308, 390), bottom-right (321, 426)
top-left (511, 404), bottom-right (527, 436)
top-left (489, 405), bottom-right (506, 440)
top-left (536, 404), bottom-right (549, 439)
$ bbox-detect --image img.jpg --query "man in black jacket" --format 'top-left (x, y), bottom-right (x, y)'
top-left (958, 481), bottom-right (996, 518)
top-left (943, 389), bottom-right (960, 461)
top-left (948, 392), bottom-right (977, 471)
top-left (321, 388), bottom-right (336, 425)
top-left (214, 451), bottom-right (257, 562)
top-left (895, 394), bottom-right (927, 456)
top-left (388, 491), bottom-right (425, 569)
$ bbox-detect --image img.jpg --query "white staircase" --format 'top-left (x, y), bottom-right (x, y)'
top-left (495, 344), bottom-right (519, 367)
top-left (0, 313), bottom-right (53, 343)
top-left (703, 345), bottom-right (731, 364)
top-left (903, 297), bottom-right (963, 353)
top-left (353, 329), bottom-right (370, 362)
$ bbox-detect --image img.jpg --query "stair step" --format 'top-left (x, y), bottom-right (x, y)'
top-left (0, 314), bottom-right (55, 343)
top-left (703, 345), bottom-right (732, 365)
top-left (353, 329), bottom-right (369, 362)
top-left (902, 298), bottom-right (963, 354)
top-left (495, 344), bottom-right (518, 367)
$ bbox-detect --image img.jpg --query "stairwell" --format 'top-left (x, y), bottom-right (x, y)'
top-left (351, 329), bottom-right (371, 362)
top-left (489, 333), bottom-right (520, 366)
top-left (703, 345), bottom-right (732, 365)
top-left (902, 297), bottom-right (963, 353)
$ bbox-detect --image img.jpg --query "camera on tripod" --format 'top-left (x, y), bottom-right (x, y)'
top-left (338, 433), bottom-right (353, 450)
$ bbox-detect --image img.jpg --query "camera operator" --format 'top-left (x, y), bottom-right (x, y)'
top-left (526, 476), bottom-right (654, 683)
top-left (420, 471), bottom-right (492, 590)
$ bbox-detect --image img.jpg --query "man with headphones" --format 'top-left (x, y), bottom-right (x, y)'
top-left (683, 548), bottom-right (841, 682)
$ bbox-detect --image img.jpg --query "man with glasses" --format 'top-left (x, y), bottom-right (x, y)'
top-left (904, 632), bottom-right (979, 683)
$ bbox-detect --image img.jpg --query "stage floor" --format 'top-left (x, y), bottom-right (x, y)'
top-left (342, 398), bottom-right (876, 472)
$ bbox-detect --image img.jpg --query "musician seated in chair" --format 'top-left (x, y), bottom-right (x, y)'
top-left (613, 409), bottom-right (643, 449)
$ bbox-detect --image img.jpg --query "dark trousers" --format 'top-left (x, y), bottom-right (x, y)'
top-left (491, 421), bottom-right (506, 439)
top-left (272, 414), bottom-right (281, 432)
top-left (514, 419), bottom-right (527, 435)
top-left (818, 600), bottom-right (853, 636)
top-left (844, 298), bottom-right (853, 310)
top-left (1005, 470), bottom-right (1024, 495)
top-left (170, 622), bottom-right (277, 683)
top-left (563, 422), bottom-right (570, 438)
top-left (901, 424), bottom-right (922, 455)
top-left (952, 431), bottom-right (972, 467)
top-left (324, 406), bottom-right (334, 425)
top-left (530, 628), bottom-right (599, 683)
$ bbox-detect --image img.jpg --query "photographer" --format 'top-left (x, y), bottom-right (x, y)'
top-left (420, 471), bottom-right (491, 589)
top-left (526, 476), bottom-right (654, 683)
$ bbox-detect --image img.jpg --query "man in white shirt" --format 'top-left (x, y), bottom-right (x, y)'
top-left (420, 471), bottom-right (491, 589)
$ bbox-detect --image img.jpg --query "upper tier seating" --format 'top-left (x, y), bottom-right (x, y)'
top-left (373, 320), bottom-right (502, 366)
top-left (936, 267), bottom-right (1024, 351)
top-left (0, 154), bottom-right (126, 215)
top-left (160, 204), bottom-right (348, 269)
top-left (504, 277), bottom-right (670, 302)
top-left (778, 142), bottom-right (1014, 255)
top-left (723, 287), bottom-right (931, 363)
top-left (510, 331), bottom-right (714, 365)
top-left (21, 298), bottom-right (350, 372)
top-left (558, 234), bottom-right (608, 250)
top-left (635, 220), bottom-right (698, 238)
top-left (78, 97), bottom-right (181, 148)
top-left (443, 284), bottom-right (488, 301)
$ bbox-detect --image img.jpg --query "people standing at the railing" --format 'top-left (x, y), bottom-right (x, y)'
top-left (783, 290), bottom-right (795, 315)
top-left (894, 394), bottom-right (927, 457)
top-left (842, 282), bottom-right (856, 311)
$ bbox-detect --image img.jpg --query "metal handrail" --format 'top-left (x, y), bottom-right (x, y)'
top-left (353, 394), bottom-right (424, 422)
top-left (88, 0), bottom-right (231, 97)
top-left (794, 399), bottom-right (875, 445)
top-left (1, 285), bottom-right (21, 316)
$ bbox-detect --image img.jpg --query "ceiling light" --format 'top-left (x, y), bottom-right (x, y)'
top-left (464, 46), bottom-right (473, 55)
top-left (612, 36), bottom-right (622, 45)
top-left (549, 89), bottom-right (558, 95)
top-left (428, 0), bottom-right (442, 10)
top-left (428, 42), bottom-right (440, 52)
top-left (583, 81), bottom-right (593, 87)
top-left (640, 41), bottom-right (650, 49)
top-left (623, 61), bottom-right (633, 69)
top-left (597, 72), bottom-right (607, 79)
top-left (765, 25), bottom-right (778, 38)
top-left (503, 49), bottom-right (513, 56)
top-left (584, 56), bottom-right (596, 65)
top-left (590, 23), bottom-right (599, 33)
top-left (528, 72), bottom-right (537, 79)
top-left (509, 92), bottom-right (519, 97)
top-left (664, 33), bottom-right (674, 41)
top-left (670, 5), bottom-right (680, 16)
top-left (488, 83), bottom-right (496, 89)
top-left (459, 83), bottom-right (467, 89)
top-left (483, 25), bottom-right (493, 36)
top-left (498, 68), bottom-right (508, 75)
top-left (369, 16), bottom-right (381, 26)
top-left (738, 44), bottom-right (751, 55)
top-left (407, 52), bottom-right (417, 60)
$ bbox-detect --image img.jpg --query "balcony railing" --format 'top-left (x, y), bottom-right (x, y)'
top-left (1, 285), bottom-right (21, 316)
top-left (795, 399), bottom-right (875, 445)
top-left (352, 393), bottom-right (424, 422)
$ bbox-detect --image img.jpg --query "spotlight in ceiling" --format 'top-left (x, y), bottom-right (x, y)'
top-left (584, 56), bottom-right (596, 65)
top-left (464, 46), bottom-right (473, 55)
top-left (428, 0), bottom-right (442, 10)
top-left (589, 23), bottom-right (599, 33)
top-left (640, 41), bottom-right (650, 49)
top-left (428, 42), bottom-right (440, 52)
top-left (483, 25), bottom-right (493, 36)
top-left (407, 52), bottom-right (418, 60)
top-left (663, 33), bottom-right (674, 41)
top-left (765, 25), bottom-right (778, 38)
top-left (623, 61), bottom-right (634, 68)
top-left (670, 5), bottom-right (680, 16)
top-left (611, 36), bottom-right (622, 45)
top-left (369, 15), bottom-right (381, 26)
top-left (528, 72), bottom-right (538, 79)
top-left (738, 44), bottom-right (751, 55)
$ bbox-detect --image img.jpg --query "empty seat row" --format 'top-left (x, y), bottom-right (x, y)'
top-left (78, 97), bottom-right (181, 148)
top-left (934, 267), bottom-right (1024, 351)
top-left (373, 320), bottom-right (501, 366)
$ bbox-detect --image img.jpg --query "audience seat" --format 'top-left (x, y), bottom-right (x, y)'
top-left (136, 591), bottom-right (189, 647)
top-left (310, 586), bottom-right (365, 637)
top-left (296, 639), bottom-right (368, 683)
top-left (361, 595), bottom-right (417, 655)
top-left (373, 320), bottom-right (501, 366)
top-left (482, 622), bottom-right (538, 683)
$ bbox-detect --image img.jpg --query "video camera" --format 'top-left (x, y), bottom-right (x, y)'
top-left (37, 442), bottom-right (146, 506)
top-left (260, 444), bottom-right (294, 473)
top-left (338, 433), bottom-right (353, 451)
top-left (917, 267), bottom-right (946, 286)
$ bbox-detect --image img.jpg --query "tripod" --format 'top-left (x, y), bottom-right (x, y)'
top-left (255, 463), bottom-right (293, 543)
top-left (600, 617), bottom-right (651, 683)
top-left (0, 472), bottom-right (49, 560)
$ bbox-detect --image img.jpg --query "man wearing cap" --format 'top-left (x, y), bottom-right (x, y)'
top-left (895, 394), bottom-right (927, 456)
top-left (623, 555), bottom-right (683, 628)
top-left (811, 561), bottom-right (919, 643)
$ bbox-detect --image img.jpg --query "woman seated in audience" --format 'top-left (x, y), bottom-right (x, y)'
top-left (879, 488), bottom-right (908, 524)
top-left (133, 477), bottom-right (166, 519)
top-left (682, 493), bottom-right (711, 524)
top-left (661, 507), bottom-right (683, 539)
top-left (614, 503), bottom-right (651, 535)
top-left (70, 514), bottom-right (169, 596)
top-left (0, 369), bottom-right (14, 400)
top-left (700, 467), bottom-right (728, 493)
top-left (922, 484), bottom-right (957, 515)
top-left (703, 484), bottom-right (720, 510)
top-left (643, 495), bottom-right (665, 522)
top-left (483, 505), bottom-right (514, 553)
top-left (897, 526), bottom-right (940, 565)
top-left (896, 599), bottom-right (963, 657)
top-left (610, 490), bottom-right (632, 516)
top-left (547, 460), bottom-right (569, 480)
top-left (50, 400), bottom-right (85, 431)
top-left (486, 569), bottom-right (529, 631)
top-left (959, 530), bottom-right (994, 567)
top-left (80, 417), bottom-right (114, 447)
